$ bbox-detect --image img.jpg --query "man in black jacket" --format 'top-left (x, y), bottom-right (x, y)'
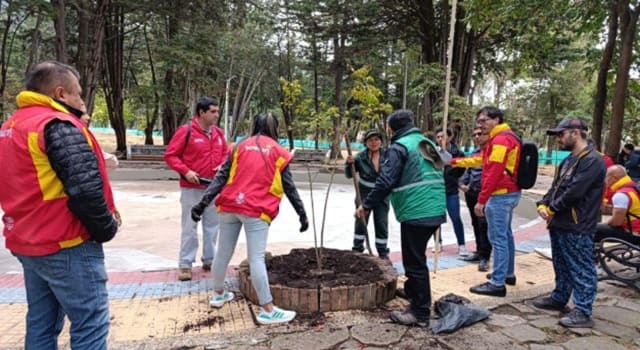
top-left (459, 128), bottom-right (491, 271)
top-left (533, 118), bottom-right (605, 328)
top-left (356, 110), bottom-right (446, 327)
top-left (0, 61), bottom-right (118, 349)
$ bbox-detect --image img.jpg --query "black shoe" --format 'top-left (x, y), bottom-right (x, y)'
top-left (379, 252), bottom-right (390, 260)
top-left (478, 259), bottom-right (489, 272)
top-left (395, 288), bottom-right (408, 300)
top-left (532, 296), bottom-right (569, 312)
top-left (486, 273), bottom-right (516, 286)
top-left (390, 309), bottom-right (429, 327)
top-left (461, 253), bottom-right (481, 262)
top-left (559, 309), bottom-right (594, 328)
top-left (469, 282), bottom-right (506, 297)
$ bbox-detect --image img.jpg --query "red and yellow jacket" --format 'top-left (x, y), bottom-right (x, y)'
top-left (215, 135), bottom-right (292, 223)
top-left (451, 123), bottom-right (520, 205)
top-left (605, 175), bottom-right (640, 233)
top-left (0, 91), bottom-right (116, 255)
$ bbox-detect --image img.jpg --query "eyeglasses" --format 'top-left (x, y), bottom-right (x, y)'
top-left (476, 118), bottom-right (489, 124)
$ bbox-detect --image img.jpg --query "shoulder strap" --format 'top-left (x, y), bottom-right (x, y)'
top-left (497, 131), bottom-right (521, 177)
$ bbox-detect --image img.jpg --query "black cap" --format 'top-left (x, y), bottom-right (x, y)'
top-left (363, 129), bottom-right (383, 142)
top-left (387, 109), bottom-right (414, 131)
top-left (546, 118), bottom-right (588, 135)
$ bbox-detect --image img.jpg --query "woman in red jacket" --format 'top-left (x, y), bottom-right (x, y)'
top-left (191, 113), bottom-right (308, 325)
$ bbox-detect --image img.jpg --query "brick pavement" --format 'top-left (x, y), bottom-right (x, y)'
top-left (0, 220), bottom-right (560, 349)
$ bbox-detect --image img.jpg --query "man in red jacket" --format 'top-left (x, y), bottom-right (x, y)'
top-left (0, 61), bottom-right (118, 349)
top-left (452, 106), bottom-right (522, 297)
top-left (164, 97), bottom-right (229, 281)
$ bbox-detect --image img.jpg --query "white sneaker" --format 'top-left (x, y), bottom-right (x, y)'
top-left (458, 245), bottom-right (469, 256)
top-left (256, 306), bottom-right (296, 325)
top-left (209, 291), bottom-right (234, 308)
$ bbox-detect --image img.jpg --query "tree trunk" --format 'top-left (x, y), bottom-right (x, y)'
top-left (0, 3), bottom-right (13, 118)
top-left (102, 2), bottom-right (126, 156)
top-left (160, 1), bottom-right (180, 145)
top-left (74, 0), bottom-right (108, 114)
top-left (162, 68), bottom-right (177, 145)
top-left (606, 1), bottom-right (639, 157)
top-left (25, 10), bottom-right (43, 74)
top-left (234, 71), bottom-right (264, 140)
top-left (143, 25), bottom-right (159, 145)
top-left (330, 35), bottom-right (345, 159)
top-left (51, 0), bottom-right (67, 63)
top-left (592, 1), bottom-right (618, 152)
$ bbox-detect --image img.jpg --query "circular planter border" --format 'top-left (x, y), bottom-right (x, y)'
top-left (238, 251), bottom-right (397, 313)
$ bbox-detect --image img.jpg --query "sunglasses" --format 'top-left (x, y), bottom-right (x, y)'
top-left (473, 133), bottom-right (482, 137)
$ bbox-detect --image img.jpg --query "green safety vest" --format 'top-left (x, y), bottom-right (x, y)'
top-left (390, 128), bottom-right (446, 222)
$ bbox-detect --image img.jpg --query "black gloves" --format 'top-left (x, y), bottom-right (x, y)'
top-left (191, 202), bottom-right (207, 222)
top-left (299, 215), bottom-right (309, 232)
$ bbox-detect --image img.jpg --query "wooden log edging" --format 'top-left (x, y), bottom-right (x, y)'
top-left (238, 253), bottom-right (398, 313)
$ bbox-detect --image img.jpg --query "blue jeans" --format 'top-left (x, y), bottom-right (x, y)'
top-left (485, 191), bottom-right (521, 286)
top-left (212, 213), bottom-right (272, 305)
top-left (446, 193), bottom-right (465, 246)
top-left (15, 241), bottom-right (109, 350)
top-left (549, 231), bottom-right (597, 315)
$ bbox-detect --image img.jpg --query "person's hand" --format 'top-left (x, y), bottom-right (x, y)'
top-left (191, 202), bottom-right (206, 222)
top-left (537, 208), bottom-right (548, 220)
top-left (355, 205), bottom-right (369, 219)
top-left (537, 206), bottom-right (554, 221)
top-left (474, 203), bottom-right (485, 217)
top-left (459, 184), bottom-right (469, 193)
top-left (113, 210), bottom-right (122, 227)
top-left (299, 215), bottom-right (309, 232)
top-left (346, 155), bottom-right (355, 164)
top-left (184, 170), bottom-right (199, 184)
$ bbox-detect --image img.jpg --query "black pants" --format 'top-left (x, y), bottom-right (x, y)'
top-left (594, 223), bottom-right (640, 245)
top-left (464, 189), bottom-right (492, 259)
top-left (401, 222), bottom-right (437, 320)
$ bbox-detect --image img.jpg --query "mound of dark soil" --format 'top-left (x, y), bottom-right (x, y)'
top-left (266, 247), bottom-right (385, 289)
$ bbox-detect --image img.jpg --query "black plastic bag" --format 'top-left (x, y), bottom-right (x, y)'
top-left (430, 293), bottom-right (491, 334)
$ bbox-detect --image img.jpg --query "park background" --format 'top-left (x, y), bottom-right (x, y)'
top-left (0, 0), bottom-right (639, 157)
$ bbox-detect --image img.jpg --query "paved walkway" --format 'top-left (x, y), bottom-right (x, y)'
top-left (1, 169), bottom-right (639, 349)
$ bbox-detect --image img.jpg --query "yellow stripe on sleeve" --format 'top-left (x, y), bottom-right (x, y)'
top-left (489, 144), bottom-right (507, 163)
top-left (227, 150), bottom-right (239, 184)
top-left (269, 156), bottom-right (286, 198)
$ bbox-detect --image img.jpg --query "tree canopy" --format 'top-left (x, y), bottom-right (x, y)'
top-left (0, 0), bottom-right (638, 157)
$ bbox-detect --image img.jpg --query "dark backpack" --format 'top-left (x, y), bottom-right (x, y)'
top-left (501, 132), bottom-right (538, 189)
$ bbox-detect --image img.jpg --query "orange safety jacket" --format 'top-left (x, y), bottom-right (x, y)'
top-left (215, 135), bottom-right (292, 223)
top-left (607, 176), bottom-right (640, 233)
top-left (0, 93), bottom-right (115, 256)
